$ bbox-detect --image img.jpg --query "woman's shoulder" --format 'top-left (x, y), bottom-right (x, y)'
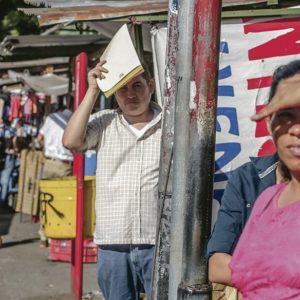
top-left (252, 183), bottom-right (287, 214)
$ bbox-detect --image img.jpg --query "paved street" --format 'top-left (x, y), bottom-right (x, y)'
top-left (0, 210), bottom-right (102, 300)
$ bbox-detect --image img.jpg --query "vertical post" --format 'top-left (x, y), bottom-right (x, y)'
top-left (133, 24), bottom-right (144, 59)
top-left (168, 0), bottom-right (196, 299)
top-left (177, 0), bottom-right (222, 299)
top-left (71, 52), bottom-right (87, 300)
top-left (151, 1), bottom-right (178, 299)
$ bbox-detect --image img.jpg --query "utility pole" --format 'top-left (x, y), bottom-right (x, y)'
top-left (177, 0), bottom-right (222, 299)
top-left (168, 0), bottom-right (196, 299)
top-left (151, 1), bottom-right (178, 299)
top-left (153, 0), bottom-right (222, 299)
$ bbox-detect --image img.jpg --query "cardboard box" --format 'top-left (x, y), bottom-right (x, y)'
top-left (16, 149), bottom-right (44, 215)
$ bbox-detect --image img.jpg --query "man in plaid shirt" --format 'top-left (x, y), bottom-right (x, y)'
top-left (63, 59), bottom-right (162, 300)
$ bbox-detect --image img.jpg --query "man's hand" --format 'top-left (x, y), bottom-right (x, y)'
top-left (63, 59), bottom-right (108, 152)
top-left (87, 59), bottom-right (108, 91)
top-left (251, 80), bottom-right (300, 121)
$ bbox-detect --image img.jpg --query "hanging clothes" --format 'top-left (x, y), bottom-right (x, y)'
top-left (8, 93), bottom-right (21, 122)
top-left (23, 92), bottom-right (33, 123)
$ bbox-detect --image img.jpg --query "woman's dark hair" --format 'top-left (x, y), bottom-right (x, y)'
top-left (279, 160), bottom-right (291, 181)
top-left (269, 59), bottom-right (300, 102)
top-left (268, 60), bottom-right (300, 180)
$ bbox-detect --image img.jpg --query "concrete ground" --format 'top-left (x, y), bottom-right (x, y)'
top-left (0, 210), bottom-right (102, 300)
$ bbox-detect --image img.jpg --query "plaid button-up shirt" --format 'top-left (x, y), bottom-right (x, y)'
top-left (86, 103), bottom-right (162, 245)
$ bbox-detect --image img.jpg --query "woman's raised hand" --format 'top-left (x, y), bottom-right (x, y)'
top-left (251, 80), bottom-right (300, 121)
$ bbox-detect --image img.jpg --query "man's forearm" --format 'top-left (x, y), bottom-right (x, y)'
top-left (63, 87), bottom-right (100, 152)
top-left (208, 252), bottom-right (232, 286)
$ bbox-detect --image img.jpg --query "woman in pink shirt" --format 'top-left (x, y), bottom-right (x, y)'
top-left (229, 60), bottom-right (300, 299)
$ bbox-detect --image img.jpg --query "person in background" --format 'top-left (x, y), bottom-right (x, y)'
top-left (0, 130), bottom-right (18, 209)
top-left (63, 59), bottom-right (161, 300)
top-left (0, 130), bottom-right (16, 248)
top-left (36, 107), bottom-right (73, 179)
top-left (207, 153), bottom-right (281, 281)
top-left (0, 129), bottom-right (31, 247)
top-left (36, 107), bottom-right (73, 247)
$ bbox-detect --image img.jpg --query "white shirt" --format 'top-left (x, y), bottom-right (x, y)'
top-left (86, 102), bottom-right (162, 245)
top-left (121, 107), bottom-right (161, 138)
top-left (39, 112), bottom-right (73, 161)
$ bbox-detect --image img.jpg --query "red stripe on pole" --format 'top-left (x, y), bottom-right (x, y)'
top-left (72, 52), bottom-right (87, 300)
top-left (192, 0), bottom-right (221, 112)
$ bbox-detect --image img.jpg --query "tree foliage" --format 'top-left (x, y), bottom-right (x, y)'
top-left (0, 0), bottom-right (40, 40)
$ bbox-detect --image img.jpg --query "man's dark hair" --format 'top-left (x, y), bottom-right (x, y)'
top-left (140, 62), bottom-right (153, 82)
top-left (111, 60), bottom-right (154, 107)
top-left (269, 59), bottom-right (300, 102)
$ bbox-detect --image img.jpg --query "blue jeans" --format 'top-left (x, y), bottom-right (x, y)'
top-left (97, 244), bottom-right (155, 300)
top-left (0, 155), bottom-right (15, 208)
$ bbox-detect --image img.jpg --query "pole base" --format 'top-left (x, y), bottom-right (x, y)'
top-left (177, 283), bottom-right (212, 300)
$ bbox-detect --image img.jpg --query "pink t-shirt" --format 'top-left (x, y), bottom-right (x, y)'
top-left (230, 183), bottom-right (300, 300)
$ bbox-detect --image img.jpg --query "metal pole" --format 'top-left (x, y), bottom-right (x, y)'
top-left (177, 0), bottom-right (222, 299)
top-left (151, 1), bottom-right (178, 299)
top-left (71, 52), bottom-right (87, 300)
top-left (133, 24), bottom-right (144, 60)
top-left (168, 1), bottom-right (196, 299)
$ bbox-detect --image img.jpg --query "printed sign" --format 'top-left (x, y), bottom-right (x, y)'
top-left (151, 16), bottom-right (300, 222)
top-left (214, 16), bottom-right (300, 210)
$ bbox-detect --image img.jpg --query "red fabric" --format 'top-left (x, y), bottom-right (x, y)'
top-left (230, 183), bottom-right (300, 299)
top-left (9, 95), bottom-right (21, 121)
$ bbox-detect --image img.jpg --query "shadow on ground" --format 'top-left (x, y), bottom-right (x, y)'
top-left (0, 208), bottom-right (14, 236)
top-left (0, 237), bottom-right (40, 248)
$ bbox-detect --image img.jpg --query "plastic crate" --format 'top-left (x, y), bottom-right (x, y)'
top-left (49, 239), bottom-right (98, 263)
top-left (39, 176), bottom-right (95, 239)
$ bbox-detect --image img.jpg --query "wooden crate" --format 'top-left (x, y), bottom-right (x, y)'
top-left (16, 149), bottom-right (44, 215)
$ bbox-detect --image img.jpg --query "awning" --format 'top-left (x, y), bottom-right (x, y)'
top-left (8, 70), bottom-right (71, 96)
top-left (0, 78), bottom-right (18, 87)
top-left (0, 35), bottom-right (109, 61)
top-left (0, 57), bottom-right (69, 70)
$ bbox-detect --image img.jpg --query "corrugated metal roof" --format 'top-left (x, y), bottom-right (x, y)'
top-left (23, 0), bottom-right (268, 8)
top-left (23, 0), bottom-right (168, 8)
top-left (24, 0), bottom-right (150, 8)
top-left (19, 0), bottom-right (278, 26)
top-left (20, 1), bottom-right (169, 26)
